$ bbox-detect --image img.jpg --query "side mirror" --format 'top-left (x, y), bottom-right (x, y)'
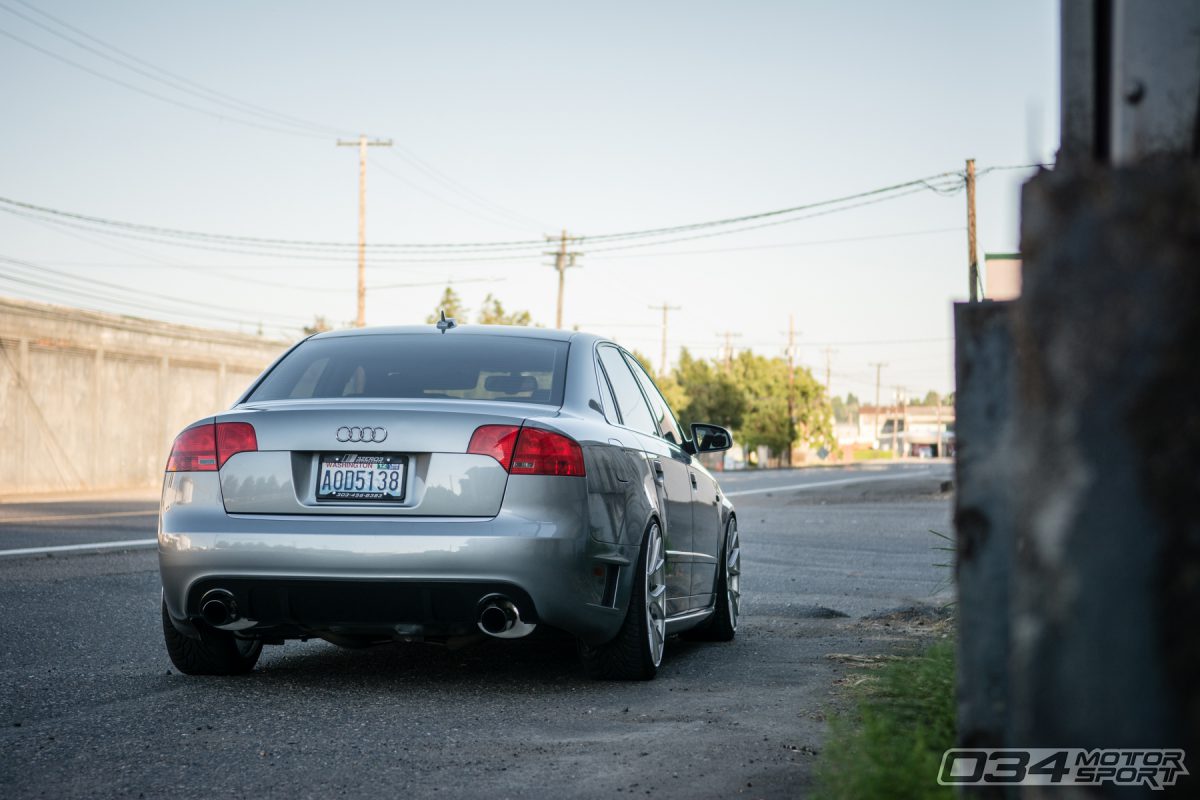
top-left (691, 423), bottom-right (732, 453)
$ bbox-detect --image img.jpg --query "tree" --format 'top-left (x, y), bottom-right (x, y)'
top-left (833, 392), bottom-right (861, 424)
top-left (477, 293), bottom-right (532, 326)
top-left (302, 315), bottom-right (332, 335)
top-left (629, 349), bottom-right (689, 414)
top-left (672, 348), bottom-right (746, 431)
top-left (922, 390), bottom-right (942, 406)
top-left (727, 351), bottom-right (834, 456)
top-left (425, 285), bottom-right (467, 324)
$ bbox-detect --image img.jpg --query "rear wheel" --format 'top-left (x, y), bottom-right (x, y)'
top-left (161, 597), bottom-right (262, 676)
top-left (579, 520), bottom-right (667, 680)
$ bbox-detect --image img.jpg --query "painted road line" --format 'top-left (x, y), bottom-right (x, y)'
top-left (0, 509), bottom-right (157, 525)
top-left (0, 539), bottom-right (157, 558)
top-left (724, 469), bottom-right (933, 497)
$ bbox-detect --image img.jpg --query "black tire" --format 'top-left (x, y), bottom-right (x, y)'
top-left (161, 597), bottom-right (262, 676)
top-left (578, 521), bottom-right (666, 681)
top-left (687, 516), bottom-right (740, 642)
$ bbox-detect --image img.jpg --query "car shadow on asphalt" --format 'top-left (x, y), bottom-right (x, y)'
top-left (202, 628), bottom-right (720, 691)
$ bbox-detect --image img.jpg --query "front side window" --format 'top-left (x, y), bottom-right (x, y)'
top-left (248, 334), bottom-right (569, 406)
top-left (597, 345), bottom-right (657, 436)
top-left (624, 353), bottom-right (686, 446)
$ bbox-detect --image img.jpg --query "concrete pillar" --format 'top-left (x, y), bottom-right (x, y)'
top-left (91, 348), bottom-right (104, 487)
top-left (1009, 163), bottom-right (1200, 758)
top-left (953, 301), bottom-right (1017, 752)
top-left (157, 355), bottom-right (170, 486)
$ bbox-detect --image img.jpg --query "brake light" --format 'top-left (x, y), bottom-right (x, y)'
top-left (510, 427), bottom-right (585, 476)
top-left (166, 422), bottom-right (258, 472)
top-left (468, 425), bottom-right (585, 476)
top-left (467, 425), bottom-right (520, 471)
top-left (215, 422), bottom-right (258, 468)
top-left (166, 425), bottom-right (217, 472)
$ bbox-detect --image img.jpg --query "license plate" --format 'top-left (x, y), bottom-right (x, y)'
top-left (316, 454), bottom-right (407, 501)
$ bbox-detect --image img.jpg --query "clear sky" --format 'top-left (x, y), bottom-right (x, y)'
top-left (0, 0), bottom-right (1058, 401)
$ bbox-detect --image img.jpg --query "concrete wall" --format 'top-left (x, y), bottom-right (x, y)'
top-left (0, 296), bottom-right (292, 495)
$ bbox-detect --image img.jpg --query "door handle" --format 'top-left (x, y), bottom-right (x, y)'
top-left (690, 472), bottom-right (698, 489)
top-left (652, 460), bottom-right (665, 484)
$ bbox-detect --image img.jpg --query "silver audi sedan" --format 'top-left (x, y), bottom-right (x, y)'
top-left (158, 322), bottom-right (739, 680)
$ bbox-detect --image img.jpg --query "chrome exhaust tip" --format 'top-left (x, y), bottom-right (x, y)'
top-left (199, 589), bottom-right (238, 627)
top-left (476, 595), bottom-right (537, 639)
top-left (479, 602), bottom-right (516, 635)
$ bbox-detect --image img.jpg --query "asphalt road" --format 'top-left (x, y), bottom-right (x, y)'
top-left (0, 462), bottom-right (953, 799)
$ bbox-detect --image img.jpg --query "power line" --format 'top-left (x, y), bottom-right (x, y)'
top-left (573, 172), bottom-right (965, 244)
top-left (0, 168), bottom-right (981, 255)
top-left (387, 148), bottom-right (547, 230)
top-left (0, 0), bottom-right (536, 226)
top-left (0, 1), bottom-right (347, 139)
top-left (372, 158), bottom-right (535, 233)
top-left (0, 24), bottom-right (331, 141)
top-left (588, 226), bottom-right (964, 260)
top-left (0, 251), bottom-right (314, 323)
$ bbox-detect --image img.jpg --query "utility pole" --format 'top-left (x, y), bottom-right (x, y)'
top-left (869, 362), bottom-right (887, 442)
top-left (720, 331), bottom-right (742, 373)
top-left (892, 386), bottom-right (907, 457)
top-left (337, 134), bottom-right (392, 327)
top-left (544, 230), bottom-right (581, 329)
top-left (966, 158), bottom-right (979, 302)
top-left (786, 315), bottom-right (797, 468)
top-left (821, 346), bottom-right (838, 396)
top-left (649, 302), bottom-right (681, 376)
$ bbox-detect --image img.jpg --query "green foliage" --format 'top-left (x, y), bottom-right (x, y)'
top-left (628, 349), bottom-right (690, 425)
top-left (922, 390), bottom-right (942, 406)
top-left (727, 350), bottom-right (835, 454)
top-left (477, 293), bottom-right (532, 326)
top-left (627, 349), bottom-right (655, 375)
top-left (833, 393), bottom-right (861, 424)
top-left (426, 285), bottom-right (467, 324)
top-left (667, 348), bottom-right (833, 456)
top-left (815, 640), bottom-right (956, 800)
top-left (673, 348), bottom-right (746, 431)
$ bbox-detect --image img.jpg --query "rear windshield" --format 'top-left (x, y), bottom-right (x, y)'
top-left (248, 334), bottom-right (570, 406)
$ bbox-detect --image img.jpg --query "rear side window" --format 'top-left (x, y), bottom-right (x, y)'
top-left (248, 334), bottom-right (569, 406)
top-left (625, 353), bottom-right (686, 446)
top-left (597, 345), bottom-right (657, 436)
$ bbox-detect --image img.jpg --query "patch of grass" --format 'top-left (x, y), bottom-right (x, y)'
top-left (814, 639), bottom-right (956, 800)
top-left (852, 449), bottom-right (894, 461)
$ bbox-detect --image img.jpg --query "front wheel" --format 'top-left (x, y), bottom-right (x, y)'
top-left (578, 520), bottom-right (667, 680)
top-left (161, 597), bottom-right (262, 676)
top-left (688, 516), bottom-right (740, 642)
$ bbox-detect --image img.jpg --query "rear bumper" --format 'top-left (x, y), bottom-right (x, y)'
top-left (158, 473), bottom-right (636, 644)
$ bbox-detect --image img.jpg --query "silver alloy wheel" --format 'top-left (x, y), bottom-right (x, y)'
top-left (725, 518), bottom-right (741, 630)
top-left (645, 522), bottom-right (667, 667)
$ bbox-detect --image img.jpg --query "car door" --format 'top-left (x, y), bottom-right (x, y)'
top-left (619, 351), bottom-right (709, 613)
top-left (596, 345), bottom-right (692, 615)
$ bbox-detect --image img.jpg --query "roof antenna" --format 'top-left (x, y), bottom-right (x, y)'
top-left (436, 309), bottom-right (457, 333)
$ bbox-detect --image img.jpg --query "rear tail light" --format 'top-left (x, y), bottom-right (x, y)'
top-left (467, 425), bottom-right (521, 471)
top-left (166, 422), bottom-right (258, 472)
top-left (215, 422), bottom-right (258, 468)
top-left (469, 425), bottom-right (585, 476)
top-left (166, 425), bottom-right (218, 472)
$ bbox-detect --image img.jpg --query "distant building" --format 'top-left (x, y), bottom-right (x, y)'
top-left (850, 404), bottom-right (955, 457)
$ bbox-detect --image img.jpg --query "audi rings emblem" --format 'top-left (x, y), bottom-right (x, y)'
top-left (336, 426), bottom-right (387, 443)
